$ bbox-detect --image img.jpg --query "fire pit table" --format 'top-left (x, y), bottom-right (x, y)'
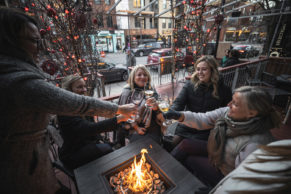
top-left (74, 137), bottom-right (205, 194)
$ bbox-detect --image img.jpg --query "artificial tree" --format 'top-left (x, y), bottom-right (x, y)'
top-left (173, 0), bottom-right (221, 65)
top-left (22, 0), bottom-right (107, 96)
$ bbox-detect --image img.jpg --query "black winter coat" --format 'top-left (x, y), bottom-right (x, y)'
top-left (171, 79), bottom-right (232, 140)
top-left (57, 115), bottom-right (118, 167)
top-left (223, 57), bottom-right (240, 68)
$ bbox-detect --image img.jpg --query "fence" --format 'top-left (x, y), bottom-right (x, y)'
top-left (98, 57), bottom-right (291, 144)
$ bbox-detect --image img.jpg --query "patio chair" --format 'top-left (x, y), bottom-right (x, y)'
top-left (47, 124), bottom-right (79, 194)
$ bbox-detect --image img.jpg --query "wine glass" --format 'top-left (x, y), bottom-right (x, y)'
top-left (144, 89), bottom-right (154, 107)
top-left (158, 94), bottom-right (172, 126)
top-left (127, 89), bottom-right (144, 123)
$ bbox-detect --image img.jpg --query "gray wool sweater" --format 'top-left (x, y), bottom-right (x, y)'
top-left (0, 55), bottom-right (118, 194)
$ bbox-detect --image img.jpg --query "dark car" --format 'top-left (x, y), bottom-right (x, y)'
top-left (90, 62), bottom-right (128, 83)
top-left (132, 42), bottom-right (162, 57)
top-left (147, 48), bottom-right (184, 70)
top-left (232, 45), bottom-right (260, 58)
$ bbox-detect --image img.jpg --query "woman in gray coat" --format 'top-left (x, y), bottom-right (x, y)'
top-left (0, 8), bottom-right (136, 194)
top-left (164, 86), bottom-right (281, 188)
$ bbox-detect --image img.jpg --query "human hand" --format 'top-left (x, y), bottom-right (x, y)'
top-left (116, 114), bottom-right (131, 123)
top-left (117, 103), bottom-right (138, 117)
top-left (135, 127), bottom-right (147, 135)
top-left (163, 109), bottom-right (182, 120)
top-left (146, 97), bottom-right (159, 110)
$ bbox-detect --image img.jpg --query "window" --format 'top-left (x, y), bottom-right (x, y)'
top-left (134, 0), bottom-right (144, 8)
top-left (135, 17), bottom-right (141, 28)
top-left (150, 18), bottom-right (153, 28)
top-left (107, 16), bottom-right (113, 27)
top-left (168, 20), bottom-right (172, 28)
top-left (163, 0), bottom-right (167, 9)
top-left (94, 0), bottom-right (101, 4)
top-left (162, 19), bottom-right (166, 28)
top-left (154, 18), bottom-right (158, 28)
top-left (105, 0), bottom-right (110, 5)
top-left (97, 14), bottom-right (103, 27)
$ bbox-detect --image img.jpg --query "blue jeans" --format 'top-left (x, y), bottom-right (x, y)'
top-left (171, 138), bottom-right (224, 187)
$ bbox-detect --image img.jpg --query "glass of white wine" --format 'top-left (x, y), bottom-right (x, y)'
top-left (127, 89), bottom-right (144, 123)
top-left (158, 96), bottom-right (172, 126)
top-left (144, 89), bottom-right (154, 107)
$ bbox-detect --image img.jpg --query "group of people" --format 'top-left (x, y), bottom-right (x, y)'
top-left (1, 7), bottom-right (290, 194)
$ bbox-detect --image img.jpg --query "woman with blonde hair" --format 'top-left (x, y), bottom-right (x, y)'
top-left (117, 65), bottom-right (164, 146)
top-left (165, 86), bottom-right (281, 189)
top-left (169, 55), bottom-right (232, 149)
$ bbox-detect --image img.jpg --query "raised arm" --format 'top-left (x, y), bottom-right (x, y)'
top-left (14, 78), bottom-right (135, 118)
top-left (182, 107), bottom-right (228, 129)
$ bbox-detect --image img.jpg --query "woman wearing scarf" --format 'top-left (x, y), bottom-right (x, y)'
top-left (164, 86), bottom-right (281, 188)
top-left (117, 65), bottom-right (164, 146)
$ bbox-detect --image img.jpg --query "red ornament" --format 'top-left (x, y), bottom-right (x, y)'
top-left (24, 7), bottom-right (29, 12)
top-left (47, 7), bottom-right (57, 17)
top-left (40, 29), bottom-right (46, 36)
top-left (93, 18), bottom-right (98, 25)
top-left (41, 60), bottom-right (58, 75)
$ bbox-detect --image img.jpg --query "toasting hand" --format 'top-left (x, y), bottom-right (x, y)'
top-left (117, 103), bottom-right (138, 117)
top-left (163, 109), bottom-right (182, 120)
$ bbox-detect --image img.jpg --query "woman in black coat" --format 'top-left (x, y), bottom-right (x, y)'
top-left (57, 75), bottom-right (130, 169)
top-left (170, 55), bottom-right (232, 148)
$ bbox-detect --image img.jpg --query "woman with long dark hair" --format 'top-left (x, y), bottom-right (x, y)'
top-left (170, 55), bottom-right (232, 148)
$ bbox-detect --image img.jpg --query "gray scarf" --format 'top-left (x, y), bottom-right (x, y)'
top-left (207, 111), bottom-right (274, 168)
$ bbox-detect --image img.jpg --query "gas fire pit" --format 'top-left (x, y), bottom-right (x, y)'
top-left (74, 137), bottom-right (205, 194)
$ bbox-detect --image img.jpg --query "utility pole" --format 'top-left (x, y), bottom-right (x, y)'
top-left (214, 0), bottom-right (225, 58)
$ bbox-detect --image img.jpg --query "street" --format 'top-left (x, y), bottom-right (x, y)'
top-left (100, 52), bottom-right (148, 97)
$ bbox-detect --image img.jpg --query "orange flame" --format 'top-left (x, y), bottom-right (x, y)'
top-left (123, 149), bottom-right (153, 192)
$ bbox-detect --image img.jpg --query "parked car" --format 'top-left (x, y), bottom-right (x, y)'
top-left (131, 42), bottom-right (162, 57)
top-left (90, 62), bottom-right (128, 83)
top-left (232, 45), bottom-right (260, 58)
top-left (147, 48), bottom-right (184, 70)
